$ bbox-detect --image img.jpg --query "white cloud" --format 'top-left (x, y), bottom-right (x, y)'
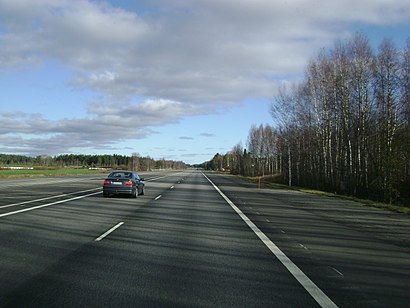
top-left (2, 0), bottom-right (409, 100)
top-left (200, 133), bottom-right (215, 137)
top-left (0, 98), bottom-right (204, 155)
top-left (0, 0), bottom-right (409, 157)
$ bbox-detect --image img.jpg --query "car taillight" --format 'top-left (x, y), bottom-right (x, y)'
top-left (125, 180), bottom-right (133, 186)
top-left (103, 180), bottom-right (111, 185)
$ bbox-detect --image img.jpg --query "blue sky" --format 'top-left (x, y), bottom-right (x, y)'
top-left (0, 0), bottom-right (409, 164)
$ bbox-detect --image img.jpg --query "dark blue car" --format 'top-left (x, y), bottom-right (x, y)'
top-left (103, 171), bottom-right (145, 198)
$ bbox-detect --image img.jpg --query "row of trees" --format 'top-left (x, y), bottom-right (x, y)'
top-left (0, 153), bottom-right (187, 171)
top-left (202, 125), bottom-right (281, 177)
top-left (205, 34), bottom-right (409, 205)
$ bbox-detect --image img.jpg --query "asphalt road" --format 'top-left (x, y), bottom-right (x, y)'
top-left (0, 170), bottom-right (409, 307)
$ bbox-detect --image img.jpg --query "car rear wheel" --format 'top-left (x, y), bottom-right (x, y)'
top-left (132, 188), bottom-right (137, 198)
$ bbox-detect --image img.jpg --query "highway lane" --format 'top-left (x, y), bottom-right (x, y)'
top-left (206, 172), bottom-right (410, 307)
top-left (0, 170), bottom-right (316, 307)
top-left (0, 170), bottom-right (409, 307)
top-left (0, 171), bottom-right (184, 305)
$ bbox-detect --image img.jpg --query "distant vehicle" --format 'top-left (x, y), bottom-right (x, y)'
top-left (103, 170), bottom-right (145, 198)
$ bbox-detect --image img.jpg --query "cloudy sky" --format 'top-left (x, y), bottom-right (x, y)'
top-left (0, 0), bottom-right (409, 164)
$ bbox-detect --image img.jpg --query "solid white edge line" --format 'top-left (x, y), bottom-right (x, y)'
top-left (0, 194), bottom-right (67, 209)
top-left (95, 222), bottom-right (124, 242)
top-left (201, 172), bottom-right (338, 308)
top-left (0, 191), bottom-right (102, 218)
top-left (0, 187), bottom-right (101, 209)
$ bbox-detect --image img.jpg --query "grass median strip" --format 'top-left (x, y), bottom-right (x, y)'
top-left (0, 168), bottom-right (107, 179)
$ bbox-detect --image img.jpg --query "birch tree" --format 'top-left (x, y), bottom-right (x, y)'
top-left (271, 85), bottom-right (297, 186)
top-left (374, 39), bottom-right (401, 202)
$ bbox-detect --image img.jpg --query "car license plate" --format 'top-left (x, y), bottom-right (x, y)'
top-left (112, 181), bottom-right (123, 185)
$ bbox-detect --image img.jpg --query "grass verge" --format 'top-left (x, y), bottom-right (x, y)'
top-left (0, 167), bottom-right (109, 178)
top-left (243, 174), bottom-right (410, 215)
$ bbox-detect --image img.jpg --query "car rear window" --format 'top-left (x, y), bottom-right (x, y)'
top-left (109, 172), bottom-right (132, 179)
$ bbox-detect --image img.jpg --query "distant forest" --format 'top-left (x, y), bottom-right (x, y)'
top-left (204, 34), bottom-right (409, 206)
top-left (0, 153), bottom-right (187, 171)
